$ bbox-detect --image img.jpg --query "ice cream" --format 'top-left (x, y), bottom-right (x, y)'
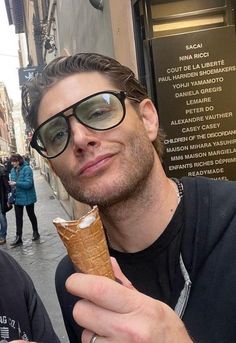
top-left (53, 207), bottom-right (115, 280)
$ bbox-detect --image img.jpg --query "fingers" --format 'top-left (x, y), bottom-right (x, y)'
top-left (73, 298), bottom-right (125, 337)
top-left (66, 273), bottom-right (139, 314)
top-left (82, 330), bottom-right (106, 343)
top-left (81, 329), bottom-right (95, 342)
top-left (66, 260), bottom-right (192, 343)
top-left (67, 259), bottom-right (139, 339)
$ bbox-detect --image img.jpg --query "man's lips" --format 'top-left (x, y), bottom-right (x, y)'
top-left (78, 154), bottom-right (115, 175)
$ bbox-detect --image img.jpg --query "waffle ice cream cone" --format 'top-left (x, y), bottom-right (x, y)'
top-left (53, 207), bottom-right (115, 280)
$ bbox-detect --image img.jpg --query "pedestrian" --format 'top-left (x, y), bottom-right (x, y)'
top-left (23, 53), bottom-right (236, 343)
top-left (9, 154), bottom-right (40, 247)
top-left (0, 248), bottom-right (60, 342)
top-left (3, 156), bottom-right (13, 177)
top-left (0, 160), bottom-right (11, 244)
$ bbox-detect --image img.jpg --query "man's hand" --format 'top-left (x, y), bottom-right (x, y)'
top-left (66, 258), bottom-right (192, 343)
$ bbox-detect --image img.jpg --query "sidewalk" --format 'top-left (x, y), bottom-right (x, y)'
top-left (0, 169), bottom-right (70, 342)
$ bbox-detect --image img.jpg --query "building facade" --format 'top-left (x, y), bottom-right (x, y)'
top-left (5, 0), bottom-right (236, 217)
top-left (4, 0), bottom-right (138, 218)
top-left (0, 83), bottom-right (17, 158)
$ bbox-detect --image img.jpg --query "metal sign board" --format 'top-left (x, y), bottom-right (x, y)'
top-left (151, 26), bottom-right (236, 181)
top-left (18, 65), bottom-right (44, 86)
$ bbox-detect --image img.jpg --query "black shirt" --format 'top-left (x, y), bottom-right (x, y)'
top-left (110, 200), bottom-right (184, 305)
top-left (55, 200), bottom-right (185, 342)
top-left (56, 177), bottom-right (236, 343)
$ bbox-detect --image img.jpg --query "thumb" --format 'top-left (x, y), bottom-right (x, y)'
top-left (111, 257), bottom-right (135, 289)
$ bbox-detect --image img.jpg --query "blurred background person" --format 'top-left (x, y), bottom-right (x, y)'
top-left (0, 158), bottom-right (11, 244)
top-left (3, 156), bottom-right (13, 177)
top-left (9, 154), bottom-right (40, 247)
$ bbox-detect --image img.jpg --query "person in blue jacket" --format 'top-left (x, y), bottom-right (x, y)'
top-left (9, 154), bottom-right (40, 247)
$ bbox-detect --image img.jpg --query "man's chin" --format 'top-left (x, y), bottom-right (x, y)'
top-left (76, 191), bottom-right (118, 207)
top-left (68, 184), bottom-right (132, 208)
top-left (63, 183), bottom-right (114, 206)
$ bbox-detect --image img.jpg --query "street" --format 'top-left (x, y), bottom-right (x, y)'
top-left (0, 169), bottom-right (70, 343)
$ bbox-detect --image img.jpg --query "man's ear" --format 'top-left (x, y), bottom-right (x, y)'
top-left (139, 99), bottom-right (159, 141)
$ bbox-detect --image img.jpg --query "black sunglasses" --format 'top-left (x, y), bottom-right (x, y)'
top-left (30, 90), bottom-right (139, 159)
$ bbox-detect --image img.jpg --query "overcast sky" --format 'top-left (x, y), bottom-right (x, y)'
top-left (0, 1), bottom-right (21, 103)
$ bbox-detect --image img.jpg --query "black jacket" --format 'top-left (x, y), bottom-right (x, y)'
top-left (181, 177), bottom-right (236, 342)
top-left (0, 165), bottom-right (11, 214)
top-left (55, 177), bottom-right (236, 343)
top-left (0, 249), bottom-right (60, 342)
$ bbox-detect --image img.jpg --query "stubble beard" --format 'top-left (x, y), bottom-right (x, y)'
top-left (58, 131), bottom-right (155, 208)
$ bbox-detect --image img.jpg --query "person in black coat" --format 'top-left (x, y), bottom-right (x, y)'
top-left (3, 157), bottom-right (13, 177)
top-left (0, 161), bottom-right (11, 244)
top-left (0, 249), bottom-right (61, 342)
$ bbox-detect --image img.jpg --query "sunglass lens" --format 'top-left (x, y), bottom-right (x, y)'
top-left (37, 116), bottom-right (69, 158)
top-left (75, 93), bottom-right (124, 130)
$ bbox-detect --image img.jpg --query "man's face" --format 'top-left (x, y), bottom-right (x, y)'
top-left (37, 72), bottom-right (157, 207)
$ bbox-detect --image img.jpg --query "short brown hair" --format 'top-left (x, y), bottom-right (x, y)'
top-left (22, 53), bottom-right (165, 159)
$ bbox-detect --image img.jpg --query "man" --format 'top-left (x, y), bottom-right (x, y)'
top-left (23, 53), bottom-right (236, 343)
top-left (0, 249), bottom-right (60, 342)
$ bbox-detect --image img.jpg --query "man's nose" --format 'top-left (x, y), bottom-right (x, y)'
top-left (69, 116), bottom-right (100, 153)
